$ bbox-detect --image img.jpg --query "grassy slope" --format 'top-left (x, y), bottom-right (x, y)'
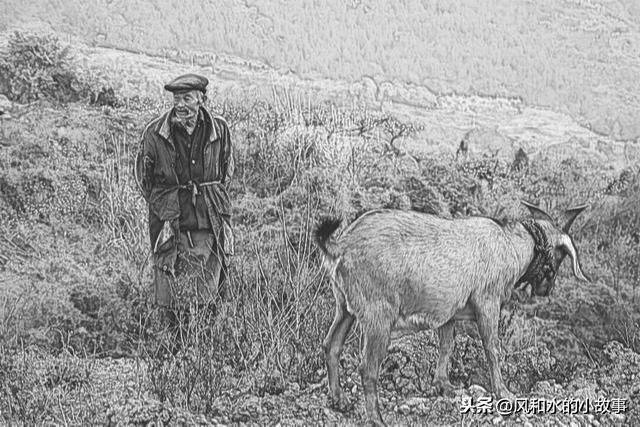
top-left (1, 92), bottom-right (639, 425)
top-left (1, 21), bottom-right (639, 427)
top-left (3, 0), bottom-right (640, 140)
top-left (31, 36), bottom-right (639, 173)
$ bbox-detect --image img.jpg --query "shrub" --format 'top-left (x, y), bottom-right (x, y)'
top-left (90, 86), bottom-right (120, 108)
top-left (2, 85), bottom-right (640, 424)
top-left (0, 31), bottom-right (88, 103)
top-left (105, 396), bottom-right (215, 426)
top-left (0, 347), bottom-right (93, 425)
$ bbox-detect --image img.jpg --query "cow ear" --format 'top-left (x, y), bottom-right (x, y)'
top-left (521, 200), bottom-right (554, 222)
top-left (562, 204), bottom-right (588, 233)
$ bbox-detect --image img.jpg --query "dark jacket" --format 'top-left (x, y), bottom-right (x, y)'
top-left (139, 107), bottom-right (234, 257)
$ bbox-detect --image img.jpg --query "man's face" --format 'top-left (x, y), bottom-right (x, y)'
top-left (173, 90), bottom-right (202, 120)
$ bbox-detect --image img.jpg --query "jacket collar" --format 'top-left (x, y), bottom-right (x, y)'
top-left (156, 107), bottom-right (219, 144)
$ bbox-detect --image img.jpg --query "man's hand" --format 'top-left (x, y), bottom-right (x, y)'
top-left (154, 221), bottom-right (175, 253)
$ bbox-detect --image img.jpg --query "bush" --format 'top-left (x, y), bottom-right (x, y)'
top-left (106, 396), bottom-right (215, 426)
top-left (0, 31), bottom-right (88, 103)
top-left (2, 86), bottom-right (640, 424)
top-left (90, 86), bottom-right (121, 108)
top-left (0, 347), bottom-right (92, 424)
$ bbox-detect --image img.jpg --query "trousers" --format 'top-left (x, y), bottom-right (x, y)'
top-left (152, 229), bottom-right (222, 308)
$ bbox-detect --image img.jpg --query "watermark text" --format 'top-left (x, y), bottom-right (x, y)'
top-left (460, 396), bottom-right (628, 416)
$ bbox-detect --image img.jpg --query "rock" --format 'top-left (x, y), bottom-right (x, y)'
top-left (323, 408), bottom-right (337, 421)
top-left (396, 377), bottom-right (413, 392)
top-left (405, 397), bottom-right (429, 407)
top-left (0, 94), bottom-right (12, 112)
top-left (399, 365), bottom-right (416, 378)
top-left (0, 94), bottom-right (12, 120)
top-left (421, 384), bottom-right (437, 396)
top-left (611, 413), bottom-right (626, 423)
top-left (532, 380), bottom-right (554, 396)
top-left (457, 127), bottom-right (515, 159)
top-left (469, 384), bottom-right (488, 395)
top-left (231, 411), bottom-right (250, 423)
top-left (573, 384), bottom-right (598, 401)
top-left (90, 86), bottom-right (120, 107)
top-left (454, 388), bottom-right (468, 398)
top-left (397, 404), bottom-right (411, 415)
top-left (377, 79), bottom-right (437, 109)
top-left (511, 147), bottom-right (529, 171)
top-left (308, 381), bottom-right (325, 392)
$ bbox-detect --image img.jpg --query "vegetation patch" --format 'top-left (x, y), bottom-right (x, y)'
top-left (0, 30), bottom-right (638, 425)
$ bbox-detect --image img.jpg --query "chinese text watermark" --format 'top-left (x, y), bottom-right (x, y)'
top-left (460, 396), bottom-right (628, 416)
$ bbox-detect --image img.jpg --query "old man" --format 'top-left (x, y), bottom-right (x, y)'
top-left (137, 73), bottom-right (234, 331)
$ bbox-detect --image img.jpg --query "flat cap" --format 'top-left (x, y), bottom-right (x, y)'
top-left (164, 73), bottom-right (209, 93)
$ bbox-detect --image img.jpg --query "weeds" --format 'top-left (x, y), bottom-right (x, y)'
top-left (1, 40), bottom-right (639, 422)
top-left (0, 31), bottom-right (88, 103)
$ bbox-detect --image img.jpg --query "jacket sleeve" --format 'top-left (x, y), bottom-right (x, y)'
top-left (139, 124), bottom-right (163, 248)
top-left (140, 125), bottom-right (157, 199)
top-left (219, 118), bottom-right (234, 186)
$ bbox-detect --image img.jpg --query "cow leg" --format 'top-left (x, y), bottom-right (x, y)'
top-left (433, 319), bottom-right (455, 396)
top-left (323, 301), bottom-right (355, 411)
top-left (359, 319), bottom-right (392, 426)
top-left (475, 303), bottom-right (514, 400)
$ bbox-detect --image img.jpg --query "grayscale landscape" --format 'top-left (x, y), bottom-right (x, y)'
top-left (0, 1), bottom-right (639, 425)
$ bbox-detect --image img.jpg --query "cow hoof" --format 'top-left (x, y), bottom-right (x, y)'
top-left (433, 379), bottom-right (456, 398)
top-left (364, 415), bottom-right (387, 427)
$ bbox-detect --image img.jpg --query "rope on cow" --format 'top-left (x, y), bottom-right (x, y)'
top-left (517, 219), bottom-right (556, 288)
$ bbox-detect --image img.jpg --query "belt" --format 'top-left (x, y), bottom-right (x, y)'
top-left (177, 180), bottom-right (221, 206)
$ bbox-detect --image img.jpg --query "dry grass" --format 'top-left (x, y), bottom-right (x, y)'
top-left (0, 33), bottom-right (639, 425)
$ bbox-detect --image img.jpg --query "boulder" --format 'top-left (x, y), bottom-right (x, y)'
top-left (0, 94), bottom-right (13, 118)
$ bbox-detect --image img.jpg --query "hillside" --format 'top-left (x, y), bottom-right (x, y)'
top-left (3, 30), bottom-right (635, 173)
top-left (3, 0), bottom-right (640, 142)
top-left (0, 14), bottom-right (639, 427)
